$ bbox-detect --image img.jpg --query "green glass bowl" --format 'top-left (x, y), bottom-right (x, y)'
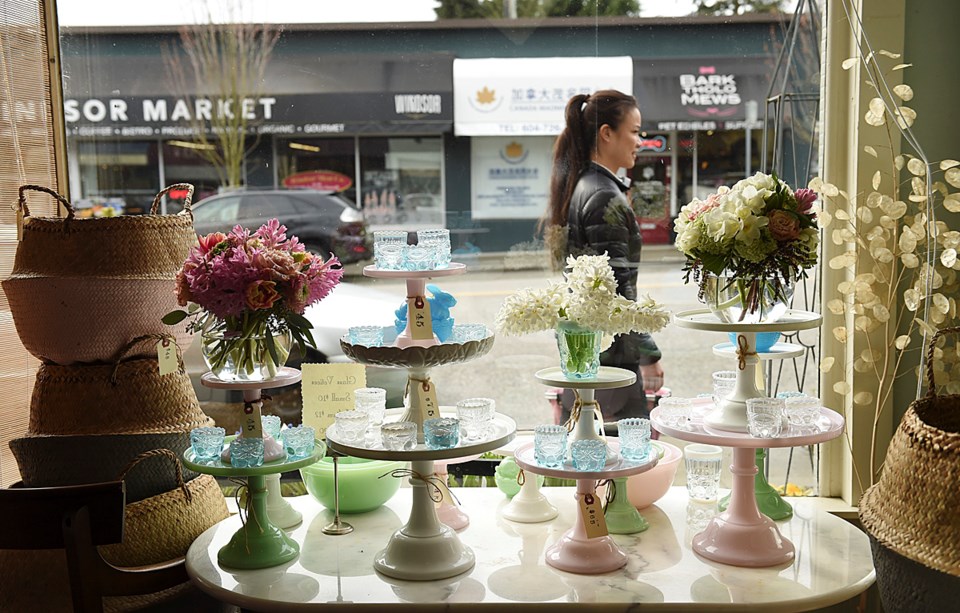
top-left (300, 456), bottom-right (406, 514)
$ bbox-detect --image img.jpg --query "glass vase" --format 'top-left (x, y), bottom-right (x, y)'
top-left (702, 274), bottom-right (794, 324)
top-left (201, 328), bottom-right (292, 382)
top-left (556, 322), bottom-right (603, 380)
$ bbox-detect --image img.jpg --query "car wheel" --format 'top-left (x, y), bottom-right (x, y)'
top-left (306, 242), bottom-right (333, 258)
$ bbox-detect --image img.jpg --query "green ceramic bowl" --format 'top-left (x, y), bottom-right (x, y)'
top-left (300, 456), bottom-right (406, 514)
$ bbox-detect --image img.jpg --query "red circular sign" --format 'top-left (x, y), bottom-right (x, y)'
top-left (282, 170), bottom-right (353, 192)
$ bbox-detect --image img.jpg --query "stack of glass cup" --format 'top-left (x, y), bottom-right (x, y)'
top-left (373, 229), bottom-right (451, 271)
top-left (456, 397), bottom-right (494, 441)
top-left (684, 443), bottom-right (723, 501)
top-left (354, 387), bottom-right (387, 429)
top-left (534, 424), bottom-right (567, 467)
top-left (282, 425), bottom-right (316, 459)
top-left (617, 418), bottom-right (651, 461)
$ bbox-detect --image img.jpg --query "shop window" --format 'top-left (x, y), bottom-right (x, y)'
top-left (277, 137), bottom-right (357, 206)
top-left (73, 140), bottom-right (159, 215)
top-left (360, 137), bottom-right (443, 228)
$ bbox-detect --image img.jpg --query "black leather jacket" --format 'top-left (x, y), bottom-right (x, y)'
top-left (565, 162), bottom-right (661, 367)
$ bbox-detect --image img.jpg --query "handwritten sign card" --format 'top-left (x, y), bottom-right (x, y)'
top-left (302, 363), bottom-right (366, 438)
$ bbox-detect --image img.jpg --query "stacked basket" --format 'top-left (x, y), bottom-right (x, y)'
top-left (0, 185), bottom-right (228, 606)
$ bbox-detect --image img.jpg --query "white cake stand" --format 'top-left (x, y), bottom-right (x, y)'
top-left (494, 432), bottom-right (558, 524)
top-left (673, 309), bottom-right (822, 432)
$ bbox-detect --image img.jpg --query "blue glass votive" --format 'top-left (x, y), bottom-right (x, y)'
top-left (571, 439), bottom-right (607, 472)
top-left (282, 426), bottom-right (316, 459)
top-left (617, 418), bottom-right (651, 461)
top-left (261, 415), bottom-right (282, 440)
top-left (349, 325), bottom-right (384, 347)
top-left (451, 323), bottom-right (487, 343)
top-left (424, 417), bottom-right (460, 449)
top-left (229, 436), bottom-right (264, 468)
top-left (534, 424), bottom-right (568, 468)
top-left (190, 426), bottom-right (225, 462)
top-left (403, 243), bottom-right (437, 271)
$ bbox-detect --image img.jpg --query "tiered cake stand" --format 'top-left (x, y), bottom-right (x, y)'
top-left (331, 262), bottom-right (517, 581)
top-left (653, 309), bottom-right (843, 568)
top-left (496, 433), bottom-right (559, 524)
top-left (182, 367), bottom-right (325, 570)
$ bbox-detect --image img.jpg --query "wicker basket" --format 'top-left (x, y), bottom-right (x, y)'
top-left (860, 326), bottom-right (960, 586)
top-left (2, 184), bottom-right (198, 364)
top-left (98, 450), bottom-right (228, 567)
top-left (9, 433), bottom-right (202, 503)
top-left (28, 335), bottom-right (209, 436)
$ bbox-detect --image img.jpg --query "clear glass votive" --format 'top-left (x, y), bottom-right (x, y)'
top-left (260, 415), bottom-right (282, 440)
top-left (684, 443), bottom-right (723, 502)
top-left (403, 243), bottom-right (436, 271)
top-left (784, 396), bottom-right (821, 427)
top-left (381, 421), bottom-right (418, 451)
top-left (190, 426), bottom-right (225, 462)
top-left (451, 323), bottom-right (488, 343)
top-left (229, 436), bottom-right (264, 468)
top-left (418, 228), bottom-right (451, 268)
top-left (348, 325), bottom-right (384, 347)
top-left (354, 387), bottom-right (387, 427)
top-left (335, 410), bottom-right (369, 443)
top-left (424, 417), bottom-right (460, 449)
top-left (746, 397), bottom-right (785, 438)
top-left (658, 397), bottom-right (693, 429)
top-left (617, 418), bottom-right (651, 461)
top-left (374, 230), bottom-right (407, 270)
top-left (282, 425), bottom-right (316, 459)
top-left (456, 397), bottom-right (494, 441)
top-left (571, 439), bottom-right (607, 472)
top-left (712, 370), bottom-right (737, 406)
top-left (534, 424), bottom-right (567, 468)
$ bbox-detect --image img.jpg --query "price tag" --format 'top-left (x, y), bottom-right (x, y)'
top-left (156, 338), bottom-right (178, 376)
top-left (407, 296), bottom-right (434, 341)
top-left (242, 400), bottom-right (264, 438)
top-left (302, 363), bottom-right (367, 438)
top-left (413, 378), bottom-right (440, 422)
top-left (578, 492), bottom-right (609, 539)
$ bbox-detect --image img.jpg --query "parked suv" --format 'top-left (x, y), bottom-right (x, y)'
top-left (191, 190), bottom-right (373, 263)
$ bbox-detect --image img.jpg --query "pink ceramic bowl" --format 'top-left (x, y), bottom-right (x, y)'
top-left (625, 440), bottom-right (682, 509)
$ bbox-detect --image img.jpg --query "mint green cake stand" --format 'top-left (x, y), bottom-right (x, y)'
top-left (717, 448), bottom-right (793, 520)
top-left (603, 477), bottom-right (649, 534)
top-left (183, 436), bottom-right (325, 570)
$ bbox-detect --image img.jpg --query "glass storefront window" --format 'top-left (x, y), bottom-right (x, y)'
top-left (276, 137), bottom-right (357, 205)
top-left (162, 140), bottom-right (227, 208)
top-left (359, 137), bottom-right (443, 228)
top-left (72, 140), bottom-right (159, 215)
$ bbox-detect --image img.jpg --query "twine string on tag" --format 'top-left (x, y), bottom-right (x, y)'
top-left (404, 374), bottom-right (432, 399)
top-left (516, 468), bottom-right (526, 486)
top-left (242, 393), bottom-right (272, 414)
top-left (736, 334), bottom-right (757, 371)
top-left (379, 468), bottom-right (461, 506)
top-left (564, 389), bottom-right (605, 439)
top-left (599, 479), bottom-right (616, 508)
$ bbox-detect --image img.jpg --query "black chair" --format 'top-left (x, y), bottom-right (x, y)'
top-left (0, 480), bottom-right (188, 613)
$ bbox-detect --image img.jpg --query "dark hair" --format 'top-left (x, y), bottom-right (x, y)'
top-left (544, 89), bottom-right (638, 229)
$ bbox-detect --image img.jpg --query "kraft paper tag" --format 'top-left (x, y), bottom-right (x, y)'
top-left (156, 338), bottom-right (178, 376)
top-left (579, 492), bottom-right (609, 539)
top-left (414, 379), bottom-right (440, 422)
top-left (407, 296), bottom-right (434, 341)
top-left (242, 400), bottom-right (264, 438)
top-left (302, 362), bottom-right (366, 438)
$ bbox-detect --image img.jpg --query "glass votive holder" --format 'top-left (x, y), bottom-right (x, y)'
top-left (335, 410), bottom-right (369, 443)
top-left (424, 417), bottom-right (460, 449)
top-left (417, 228), bottom-right (451, 268)
top-left (451, 323), bottom-right (488, 343)
top-left (403, 243), bottom-right (436, 271)
top-left (260, 415), bottom-right (282, 440)
top-left (784, 396), bottom-right (821, 427)
top-left (684, 443), bottom-right (723, 502)
top-left (456, 397), bottom-right (494, 441)
top-left (712, 370), bottom-right (737, 406)
top-left (348, 325), bottom-right (384, 347)
top-left (381, 421), bottom-right (418, 451)
top-left (374, 242), bottom-right (404, 270)
top-left (282, 425), bottom-right (316, 459)
top-left (190, 426), bottom-right (225, 462)
top-left (534, 424), bottom-right (568, 468)
top-left (617, 418), bottom-right (651, 461)
top-left (571, 439), bottom-right (607, 472)
top-left (229, 436), bottom-right (264, 468)
top-left (776, 390), bottom-right (808, 400)
top-left (354, 387), bottom-right (387, 427)
top-left (658, 397), bottom-right (693, 429)
top-left (746, 397), bottom-right (785, 438)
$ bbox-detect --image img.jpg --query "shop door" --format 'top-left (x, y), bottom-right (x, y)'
top-left (628, 156), bottom-right (671, 245)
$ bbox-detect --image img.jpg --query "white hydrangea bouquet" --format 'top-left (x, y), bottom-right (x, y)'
top-left (496, 254), bottom-right (670, 378)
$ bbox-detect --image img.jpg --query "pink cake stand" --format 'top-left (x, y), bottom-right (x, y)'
top-left (651, 407), bottom-right (844, 568)
top-left (433, 453), bottom-right (481, 530)
top-left (513, 440), bottom-right (657, 574)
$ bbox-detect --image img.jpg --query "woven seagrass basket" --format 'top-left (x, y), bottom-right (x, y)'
top-left (859, 327), bottom-right (960, 609)
top-left (2, 184), bottom-right (198, 364)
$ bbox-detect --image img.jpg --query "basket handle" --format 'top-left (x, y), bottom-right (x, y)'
top-left (17, 185), bottom-right (76, 226)
top-left (149, 183), bottom-right (195, 217)
top-left (925, 326), bottom-right (960, 397)
top-left (117, 449), bottom-right (192, 503)
top-left (110, 333), bottom-right (183, 385)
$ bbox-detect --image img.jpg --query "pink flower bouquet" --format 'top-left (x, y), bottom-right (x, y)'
top-left (164, 219), bottom-right (343, 380)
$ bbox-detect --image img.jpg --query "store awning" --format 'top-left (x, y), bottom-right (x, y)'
top-left (453, 56), bottom-right (633, 137)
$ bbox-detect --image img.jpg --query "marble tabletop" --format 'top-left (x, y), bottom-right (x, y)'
top-left (186, 486), bottom-right (875, 612)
